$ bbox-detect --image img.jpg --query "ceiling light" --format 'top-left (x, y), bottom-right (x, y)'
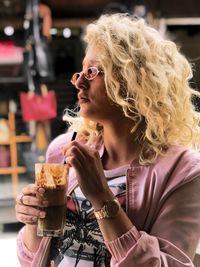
top-left (50, 28), bottom-right (58, 35)
top-left (63, 28), bottom-right (71, 38)
top-left (4, 26), bottom-right (14, 36)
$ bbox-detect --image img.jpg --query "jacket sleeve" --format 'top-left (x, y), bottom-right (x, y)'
top-left (105, 176), bottom-right (200, 267)
top-left (17, 227), bottom-right (50, 267)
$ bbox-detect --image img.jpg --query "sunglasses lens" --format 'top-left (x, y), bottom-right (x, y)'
top-left (71, 67), bottom-right (102, 84)
top-left (86, 67), bottom-right (98, 80)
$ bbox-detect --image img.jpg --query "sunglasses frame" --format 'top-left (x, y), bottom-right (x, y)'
top-left (71, 66), bottom-right (104, 85)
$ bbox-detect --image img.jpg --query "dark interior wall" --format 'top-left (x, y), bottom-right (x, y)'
top-left (145, 0), bottom-right (200, 17)
top-left (167, 25), bottom-right (200, 85)
top-left (49, 0), bottom-right (131, 18)
top-left (167, 25), bottom-right (200, 111)
top-left (0, 0), bottom-right (200, 26)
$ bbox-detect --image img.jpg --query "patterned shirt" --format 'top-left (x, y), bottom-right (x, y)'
top-left (49, 164), bottom-right (129, 267)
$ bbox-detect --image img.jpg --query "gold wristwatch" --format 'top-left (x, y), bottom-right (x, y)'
top-left (94, 198), bottom-right (120, 220)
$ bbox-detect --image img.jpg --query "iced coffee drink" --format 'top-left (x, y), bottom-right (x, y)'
top-left (35, 163), bottom-right (69, 237)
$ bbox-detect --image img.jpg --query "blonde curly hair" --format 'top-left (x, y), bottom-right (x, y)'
top-left (65, 13), bottom-right (200, 164)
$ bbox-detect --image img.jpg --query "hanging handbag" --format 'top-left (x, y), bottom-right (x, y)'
top-left (23, 0), bottom-right (55, 85)
top-left (32, 0), bottom-right (55, 82)
top-left (20, 84), bottom-right (57, 121)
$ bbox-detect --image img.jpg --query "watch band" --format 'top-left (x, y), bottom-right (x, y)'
top-left (94, 198), bottom-right (120, 220)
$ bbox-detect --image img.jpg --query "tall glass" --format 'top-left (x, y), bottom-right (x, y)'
top-left (35, 163), bottom-right (69, 237)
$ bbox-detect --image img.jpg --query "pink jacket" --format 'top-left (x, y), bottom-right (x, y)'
top-left (17, 132), bottom-right (200, 267)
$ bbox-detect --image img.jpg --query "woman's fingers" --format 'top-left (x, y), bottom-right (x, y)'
top-left (21, 184), bottom-right (45, 196)
top-left (16, 202), bottom-right (46, 218)
top-left (63, 140), bottom-right (109, 201)
top-left (63, 141), bottom-right (99, 167)
top-left (16, 185), bottom-right (46, 208)
top-left (16, 194), bottom-right (48, 208)
top-left (15, 204), bottom-right (46, 225)
top-left (63, 141), bottom-right (88, 169)
top-left (16, 213), bottom-right (37, 225)
top-left (15, 183), bottom-right (48, 225)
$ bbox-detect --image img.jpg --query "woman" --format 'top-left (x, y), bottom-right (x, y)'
top-left (16, 13), bottom-right (200, 266)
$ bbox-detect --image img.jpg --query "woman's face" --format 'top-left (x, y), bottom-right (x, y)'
top-left (73, 46), bottom-right (123, 123)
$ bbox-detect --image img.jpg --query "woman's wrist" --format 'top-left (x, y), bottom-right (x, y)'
top-left (23, 224), bottom-right (42, 252)
top-left (90, 190), bottom-right (115, 211)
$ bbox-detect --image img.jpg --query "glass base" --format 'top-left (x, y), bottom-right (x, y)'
top-left (37, 228), bottom-right (64, 237)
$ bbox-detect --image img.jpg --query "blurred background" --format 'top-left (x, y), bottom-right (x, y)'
top-left (0, 0), bottom-right (200, 266)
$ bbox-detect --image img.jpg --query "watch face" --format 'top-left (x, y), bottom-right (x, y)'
top-left (105, 199), bottom-right (120, 217)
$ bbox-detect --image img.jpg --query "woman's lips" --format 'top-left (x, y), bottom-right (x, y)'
top-left (78, 94), bottom-right (89, 104)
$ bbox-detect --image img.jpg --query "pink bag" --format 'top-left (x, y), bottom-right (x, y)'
top-left (20, 90), bottom-right (57, 122)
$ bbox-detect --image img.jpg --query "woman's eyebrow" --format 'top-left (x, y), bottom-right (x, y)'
top-left (82, 59), bottom-right (100, 67)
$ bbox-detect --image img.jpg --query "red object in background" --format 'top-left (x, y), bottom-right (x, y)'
top-left (0, 41), bottom-right (23, 65)
top-left (20, 91), bottom-right (57, 122)
top-left (0, 146), bottom-right (10, 167)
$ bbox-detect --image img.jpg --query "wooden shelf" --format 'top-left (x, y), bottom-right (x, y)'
top-left (0, 136), bottom-right (32, 145)
top-left (0, 166), bottom-right (26, 175)
top-left (0, 77), bottom-right (25, 84)
top-left (0, 112), bottom-right (32, 197)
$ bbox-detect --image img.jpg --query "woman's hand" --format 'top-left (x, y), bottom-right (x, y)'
top-left (15, 184), bottom-right (48, 225)
top-left (63, 141), bottom-right (114, 208)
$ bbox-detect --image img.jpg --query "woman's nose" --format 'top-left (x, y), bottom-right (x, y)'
top-left (74, 73), bottom-right (88, 90)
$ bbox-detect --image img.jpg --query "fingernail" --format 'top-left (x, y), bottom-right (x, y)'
top-left (38, 187), bottom-right (45, 194)
top-left (39, 211), bottom-right (46, 218)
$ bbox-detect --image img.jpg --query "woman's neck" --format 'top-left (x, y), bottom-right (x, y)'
top-left (101, 123), bottom-right (140, 170)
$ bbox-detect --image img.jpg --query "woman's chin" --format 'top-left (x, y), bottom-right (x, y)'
top-left (79, 108), bottom-right (93, 119)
